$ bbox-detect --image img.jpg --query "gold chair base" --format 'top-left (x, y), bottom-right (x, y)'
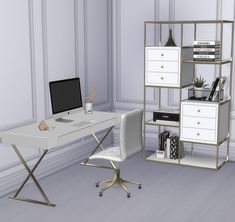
top-left (96, 169), bottom-right (141, 198)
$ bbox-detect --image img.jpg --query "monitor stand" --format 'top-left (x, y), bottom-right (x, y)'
top-left (55, 118), bottom-right (74, 123)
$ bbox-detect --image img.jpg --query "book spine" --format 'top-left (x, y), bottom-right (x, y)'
top-left (194, 40), bottom-right (220, 45)
top-left (193, 54), bottom-right (220, 59)
top-left (193, 48), bottom-right (220, 52)
top-left (193, 45), bottom-right (220, 48)
top-left (208, 77), bottom-right (220, 101)
top-left (166, 138), bottom-right (170, 158)
top-left (193, 51), bottom-right (220, 55)
top-left (193, 58), bottom-right (220, 61)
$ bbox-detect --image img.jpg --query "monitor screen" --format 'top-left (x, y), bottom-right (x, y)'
top-left (49, 77), bottom-right (82, 115)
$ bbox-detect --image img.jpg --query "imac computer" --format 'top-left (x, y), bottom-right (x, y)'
top-left (49, 77), bottom-right (83, 122)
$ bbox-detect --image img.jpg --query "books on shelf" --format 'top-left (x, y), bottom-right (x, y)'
top-left (193, 40), bottom-right (221, 62)
top-left (193, 58), bottom-right (220, 62)
top-left (193, 47), bottom-right (220, 52)
top-left (193, 54), bottom-right (220, 59)
top-left (193, 51), bottom-right (220, 55)
top-left (156, 132), bottom-right (184, 160)
top-left (193, 40), bottom-right (220, 45)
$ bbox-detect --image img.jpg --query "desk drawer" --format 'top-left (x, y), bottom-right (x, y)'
top-left (58, 118), bottom-right (117, 146)
top-left (181, 127), bottom-right (216, 143)
top-left (146, 47), bottom-right (179, 61)
top-left (147, 61), bottom-right (178, 72)
top-left (182, 104), bottom-right (217, 118)
top-left (182, 116), bottom-right (216, 130)
top-left (146, 72), bottom-right (179, 86)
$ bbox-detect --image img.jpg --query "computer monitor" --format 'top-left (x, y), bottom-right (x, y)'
top-left (49, 77), bottom-right (83, 122)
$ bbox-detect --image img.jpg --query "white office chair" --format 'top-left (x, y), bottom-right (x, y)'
top-left (89, 109), bottom-right (143, 198)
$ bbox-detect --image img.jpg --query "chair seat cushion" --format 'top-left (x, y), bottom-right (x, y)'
top-left (89, 147), bottom-right (123, 162)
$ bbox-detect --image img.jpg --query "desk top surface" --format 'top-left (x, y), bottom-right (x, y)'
top-left (0, 111), bottom-right (121, 150)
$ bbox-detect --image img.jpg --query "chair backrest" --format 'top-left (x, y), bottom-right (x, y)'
top-left (119, 109), bottom-right (143, 160)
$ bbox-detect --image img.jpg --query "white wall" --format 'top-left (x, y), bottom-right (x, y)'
top-left (0, 0), bottom-right (112, 196)
top-left (112, 0), bottom-right (235, 157)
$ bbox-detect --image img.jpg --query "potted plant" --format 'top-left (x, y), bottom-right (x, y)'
top-left (192, 76), bottom-right (208, 98)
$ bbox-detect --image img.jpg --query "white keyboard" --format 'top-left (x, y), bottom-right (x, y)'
top-left (71, 121), bottom-right (93, 128)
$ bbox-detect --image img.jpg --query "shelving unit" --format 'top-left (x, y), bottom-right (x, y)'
top-left (143, 20), bottom-right (234, 170)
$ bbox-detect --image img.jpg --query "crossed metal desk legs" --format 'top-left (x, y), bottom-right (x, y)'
top-left (9, 145), bottom-right (56, 207)
top-left (9, 127), bottom-right (114, 207)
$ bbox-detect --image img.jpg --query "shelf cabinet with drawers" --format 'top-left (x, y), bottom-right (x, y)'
top-left (145, 46), bottom-right (193, 87)
top-left (143, 20), bottom-right (233, 170)
top-left (180, 101), bottom-right (229, 145)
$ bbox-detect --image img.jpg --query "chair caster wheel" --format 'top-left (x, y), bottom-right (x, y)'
top-left (127, 193), bottom-right (131, 198)
top-left (96, 183), bottom-right (99, 188)
top-left (99, 192), bottom-right (103, 197)
top-left (138, 184), bottom-right (142, 189)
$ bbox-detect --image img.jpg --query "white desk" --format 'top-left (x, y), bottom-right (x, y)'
top-left (0, 111), bottom-right (121, 207)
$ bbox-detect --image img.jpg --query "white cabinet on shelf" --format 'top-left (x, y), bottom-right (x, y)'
top-left (145, 46), bottom-right (193, 87)
top-left (180, 101), bottom-right (229, 145)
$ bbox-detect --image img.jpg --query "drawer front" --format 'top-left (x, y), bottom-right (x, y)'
top-left (182, 116), bottom-right (216, 130)
top-left (147, 61), bottom-right (178, 73)
top-left (146, 48), bottom-right (179, 61)
top-left (146, 72), bottom-right (179, 86)
top-left (182, 104), bottom-right (217, 118)
top-left (181, 127), bottom-right (216, 143)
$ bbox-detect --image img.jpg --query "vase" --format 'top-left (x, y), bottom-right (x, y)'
top-left (194, 87), bottom-right (204, 98)
top-left (165, 29), bottom-right (176, 47)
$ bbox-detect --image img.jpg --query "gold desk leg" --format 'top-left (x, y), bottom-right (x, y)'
top-left (9, 145), bottom-right (56, 207)
top-left (91, 132), bottom-right (116, 169)
top-left (83, 126), bottom-right (116, 169)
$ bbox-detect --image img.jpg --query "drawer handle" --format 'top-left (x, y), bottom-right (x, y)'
top-left (197, 121), bottom-right (200, 125)
top-left (197, 109), bottom-right (200, 113)
top-left (161, 53), bottom-right (164, 56)
top-left (161, 77), bottom-right (164, 80)
top-left (197, 133), bottom-right (200, 136)
top-left (161, 65), bottom-right (164, 69)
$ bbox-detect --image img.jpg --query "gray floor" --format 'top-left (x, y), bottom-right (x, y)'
top-left (0, 153), bottom-right (235, 222)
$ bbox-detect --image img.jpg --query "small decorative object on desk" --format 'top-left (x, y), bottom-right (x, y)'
top-left (192, 76), bottom-right (208, 98)
top-left (164, 29), bottom-right (177, 46)
top-left (85, 87), bottom-right (96, 114)
top-left (38, 120), bottom-right (48, 131)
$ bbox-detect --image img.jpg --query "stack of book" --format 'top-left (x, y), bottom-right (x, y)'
top-left (193, 40), bottom-right (221, 61)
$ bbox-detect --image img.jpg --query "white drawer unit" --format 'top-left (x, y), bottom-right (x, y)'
top-left (145, 46), bottom-right (181, 87)
top-left (182, 116), bottom-right (216, 130)
top-left (146, 47), bottom-right (179, 61)
top-left (182, 104), bottom-right (217, 118)
top-left (181, 127), bottom-right (216, 143)
top-left (180, 101), bottom-right (229, 145)
top-left (146, 72), bottom-right (179, 86)
top-left (147, 61), bottom-right (178, 73)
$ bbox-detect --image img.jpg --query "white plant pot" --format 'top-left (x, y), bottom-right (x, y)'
top-left (194, 87), bottom-right (204, 98)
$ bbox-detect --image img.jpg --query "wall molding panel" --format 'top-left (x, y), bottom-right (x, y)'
top-left (42, 0), bottom-right (79, 119)
top-left (0, 0), bottom-right (37, 131)
top-left (84, 0), bottom-right (111, 107)
top-left (0, 0), bottom-right (40, 173)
